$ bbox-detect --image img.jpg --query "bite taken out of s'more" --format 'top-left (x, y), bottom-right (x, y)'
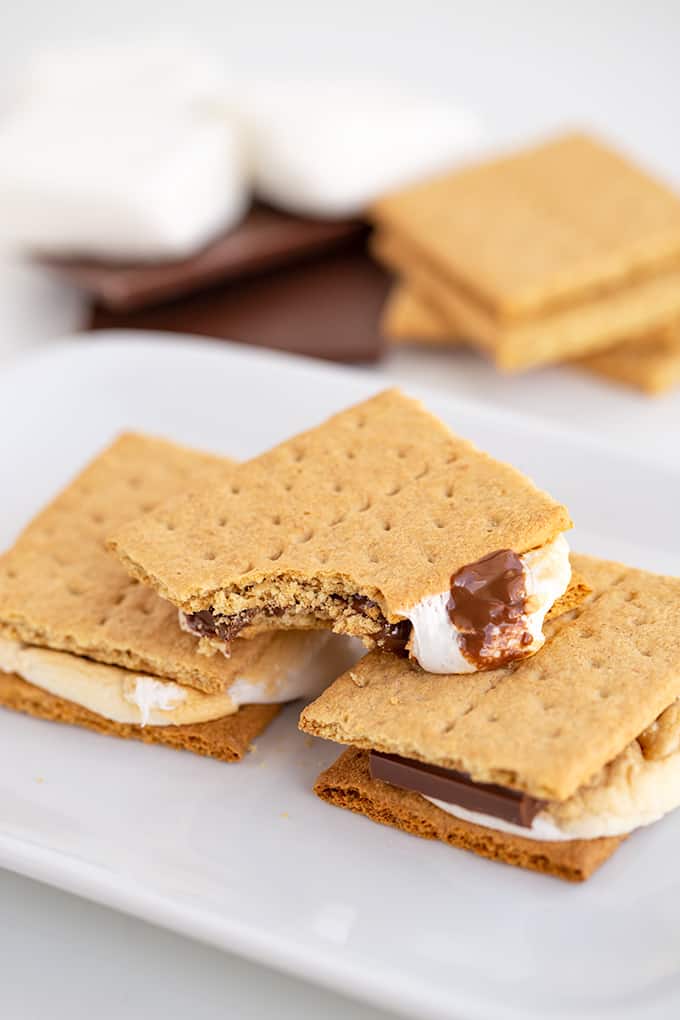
top-left (0, 433), bottom-right (355, 761)
top-left (301, 555), bottom-right (680, 882)
top-left (109, 390), bottom-right (587, 677)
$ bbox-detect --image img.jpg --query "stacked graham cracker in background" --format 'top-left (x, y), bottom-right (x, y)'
top-left (372, 133), bottom-right (680, 395)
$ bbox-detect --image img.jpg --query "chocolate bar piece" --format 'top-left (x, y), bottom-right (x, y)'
top-left (89, 243), bottom-right (390, 363)
top-left (42, 203), bottom-right (365, 312)
top-left (369, 750), bottom-right (546, 827)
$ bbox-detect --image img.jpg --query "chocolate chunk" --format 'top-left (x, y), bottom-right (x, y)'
top-left (88, 242), bottom-right (389, 364)
top-left (183, 595), bottom-right (412, 653)
top-left (41, 203), bottom-right (366, 312)
top-left (448, 549), bottom-right (530, 668)
top-left (369, 750), bottom-right (546, 828)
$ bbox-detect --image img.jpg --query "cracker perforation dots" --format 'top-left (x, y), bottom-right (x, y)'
top-left (386, 483), bottom-right (401, 496)
top-left (204, 551), bottom-right (217, 561)
top-left (128, 476), bottom-right (142, 490)
top-left (269, 547), bottom-right (284, 561)
top-left (358, 497), bottom-right (372, 512)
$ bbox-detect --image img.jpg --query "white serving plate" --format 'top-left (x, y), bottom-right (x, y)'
top-left (1, 333), bottom-right (679, 1020)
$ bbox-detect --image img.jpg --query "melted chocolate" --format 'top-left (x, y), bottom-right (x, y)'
top-left (184, 597), bottom-right (411, 654)
top-left (448, 549), bottom-right (530, 668)
top-left (369, 750), bottom-right (545, 828)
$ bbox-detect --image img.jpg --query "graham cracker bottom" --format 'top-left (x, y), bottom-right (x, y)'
top-left (384, 280), bottom-right (680, 395)
top-left (0, 671), bottom-right (279, 762)
top-left (314, 748), bottom-right (624, 882)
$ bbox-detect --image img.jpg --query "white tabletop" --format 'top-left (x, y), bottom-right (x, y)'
top-left (1, 3), bottom-right (679, 1019)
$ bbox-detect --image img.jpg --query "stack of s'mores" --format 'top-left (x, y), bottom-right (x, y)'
top-left (373, 132), bottom-right (680, 395)
top-left (2, 390), bottom-right (679, 882)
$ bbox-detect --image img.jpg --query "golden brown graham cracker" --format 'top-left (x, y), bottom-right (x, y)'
top-left (0, 432), bottom-right (317, 694)
top-left (300, 554), bottom-right (680, 802)
top-left (374, 228), bottom-right (680, 371)
top-left (0, 670), bottom-right (278, 762)
top-left (373, 133), bottom-right (680, 317)
top-left (110, 390), bottom-right (572, 646)
top-left (315, 748), bottom-right (622, 882)
top-left (576, 324), bottom-right (680, 395)
top-left (383, 280), bottom-right (680, 395)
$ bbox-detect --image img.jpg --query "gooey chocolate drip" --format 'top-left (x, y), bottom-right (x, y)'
top-left (448, 549), bottom-right (531, 668)
top-left (184, 597), bottom-right (411, 653)
top-left (184, 549), bottom-right (534, 666)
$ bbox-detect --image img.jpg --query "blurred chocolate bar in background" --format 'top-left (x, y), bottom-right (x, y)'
top-left (43, 203), bottom-right (390, 363)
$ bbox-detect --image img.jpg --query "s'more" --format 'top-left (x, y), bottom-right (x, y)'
top-left (110, 390), bottom-right (586, 676)
top-left (372, 133), bottom-right (680, 371)
top-left (300, 554), bottom-right (680, 881)
top-left (0, 434), bottom-right (349, 761)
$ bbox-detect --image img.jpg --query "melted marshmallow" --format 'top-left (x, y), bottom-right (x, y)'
top-left (404, 535), bottom-right (571, 674)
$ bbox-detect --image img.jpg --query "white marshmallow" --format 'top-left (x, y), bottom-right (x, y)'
top-left (404, 535), bottom-right (572, 674)
top-left (230, 78), bottom-right (485, 218)
top-left (0, 43), bottom-right (249, 260)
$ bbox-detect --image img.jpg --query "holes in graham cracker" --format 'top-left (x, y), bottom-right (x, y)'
top-left (444, 484), bottom-right (455, 498)
top-left (113, 591), bottom-right (126, 606)
top-left (292, 447), bottom-right (305, 463)
top-left (355, 415), bottom-right (366, 429)
top-left (397, 448), bottom-right (407, 459)
top-left (382, 521), bottom-right (392, 532)
top-left (550, 727), bottom-right (563, 739)
top-left (6, 568), bottom-right (17, 580)
top-left (346, 449), bottom-right (356, 460)
top-left (386, 483), bottom-right (401, 496)
top-left (128, 476), bottom-right (142, 490)
top-left (269, 547), bottom-right (284, 561)
top-left (590, 659), bottom-right (604, 670)
top-left (283, 480), bottom-right (294, 492)
top-left (597, 689), bottom-right (612, 700)
top-left (91, 511), bottom-right (105, 525)
top-left (67, 584), bottom-right (83, 596)
top-left (165, 520), bottom-right (176, 532)
top-left (97, 616), bottom-right (108, 627)
top-left (271, 514), bottom-right (281, 526)
top-left (358, 496), bottom-right (372, 512)
top-left (218, 517), bottom-right (227, 527)
top-left (433, 518), bottom-right (446, 530)
top-left (140, 501), bottom-right (157, 514)
top-left (487, 714), bottom-right (499, 723)
top-left (204, 550), bottom-right (217, 561)
top-left (230, 484), bottom-right (241, 495)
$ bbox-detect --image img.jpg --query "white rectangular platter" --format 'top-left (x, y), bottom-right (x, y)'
top-left (1, 333), bottom-right (679, 1020)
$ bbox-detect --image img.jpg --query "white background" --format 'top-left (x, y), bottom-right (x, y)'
top-left (1, 3), bottom-right (679, 1018)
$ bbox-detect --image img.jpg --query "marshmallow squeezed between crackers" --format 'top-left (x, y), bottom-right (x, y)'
top-left (110, 390), bottom-right (584, 675)
top-left (301, 554), bottom-right (680, 881)
top-left (0, 434), bottom-right (346, 760)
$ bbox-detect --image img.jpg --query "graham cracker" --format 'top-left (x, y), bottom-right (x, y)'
top-left (0, 433), bottom-right (319, 694)
top-left (315, 748), bottom-right (622, 882)
top-left (299, 554), bottom-right (680, 802)
top-left (374, 228), bottom-right (680, 371)
top-left (109, 390), bottom-right (573, 641)
top-left (382, 283), bottom-right (454, 344)
top-left (576, 323), bottom-right (680, 395)
top-left (385, 279), bottom-right (680, 396)
top-left (0, 670), bottom-right (277, 762)
top-left (373, 133), bottom-right (680, 315)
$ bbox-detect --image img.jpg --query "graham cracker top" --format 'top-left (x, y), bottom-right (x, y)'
top-left (371, 132), bottom-right (680, 318)
top-left (299, 554), bottom-right (680, 802)
top-left (0, 433), bottom-right (316, 694)
top-left (109, 390), bottom-right (570, 618)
